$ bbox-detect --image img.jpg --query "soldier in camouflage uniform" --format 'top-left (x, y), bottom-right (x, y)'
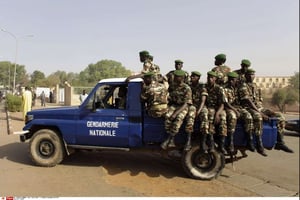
top-left (166, 60), bottom-right (189, 88)
top-left (161, 70), bottom-right (192, 150)
top-left (239, 69), bottom-right (268, 156)
top-left (140, 72), bottom-right (168, 118)
top-left (240, 69), bottom-right (293, 154)
top-left (205, 71), bottom-right (227, 153)
top-left (212, 53), bottom-right (231, 86)
top-left (126, 51), bottom-right (162, 82)
top-left (185, 71), bottom-right (210, 152)
top-left (234, 59), bottom-right (251, 86)
top-left (223, 72), bottom-right (255, 153)
top-left (184, 71), bottom-right (208, 151)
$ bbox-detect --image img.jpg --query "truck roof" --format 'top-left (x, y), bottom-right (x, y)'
top-left (99, 78), bottom-right (143, 83)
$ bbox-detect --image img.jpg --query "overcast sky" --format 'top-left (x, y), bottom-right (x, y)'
top-left (0, 0), bottom-right (299, 78)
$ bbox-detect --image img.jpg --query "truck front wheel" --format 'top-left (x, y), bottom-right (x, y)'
top-left (29, 129), bottom-right (65, 167)
top-left (181, 146), bottom-right (225, 180)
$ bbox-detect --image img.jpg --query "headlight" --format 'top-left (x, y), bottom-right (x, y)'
top-left (25, 114), bottom-right (34, 123)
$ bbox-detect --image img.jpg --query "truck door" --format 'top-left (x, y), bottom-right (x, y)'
top-left (76, 84), bottom-right (130, 147)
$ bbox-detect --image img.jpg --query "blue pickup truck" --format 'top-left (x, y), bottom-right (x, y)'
top-left (17, 78), bottom-right (278, 180)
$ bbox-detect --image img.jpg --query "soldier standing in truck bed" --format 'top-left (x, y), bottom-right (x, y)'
top-left (166, 59), bottom-right (189, 88)
top-left (234, 59), bottom-right (252, 86)
top-left (212, 53), bottom-right (231, 86)
top-left (126, 50), bottom-right (162, 82)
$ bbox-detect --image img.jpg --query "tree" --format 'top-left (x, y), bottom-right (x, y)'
top-left (0, 61), bottom-right (13, 89)
top-left (78, 60), bottom-right (132, 86)
top-left (271, 88), bottom-right (298, 113)
top-left (31, 70), bottom-right (46, 86)
top-left (289, 72), bottom-right (299, 90)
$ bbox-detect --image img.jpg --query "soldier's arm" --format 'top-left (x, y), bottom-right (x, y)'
top-left (196, 95), bottom-right (207, 116)
top-left (214, 103), bottom-right (224, 125)
top-left (170, 103), bottom-right (188, 120)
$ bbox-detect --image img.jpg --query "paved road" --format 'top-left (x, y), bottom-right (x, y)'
top-left (0, 102), bottom-right (299, 197)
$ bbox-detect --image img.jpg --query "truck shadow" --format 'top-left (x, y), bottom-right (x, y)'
top-left (0, 143), bottom-right (187, 179)
top-left (62, 150), bottom-right (187, 179)
top-left (0, 142), bottom-right (32, 165)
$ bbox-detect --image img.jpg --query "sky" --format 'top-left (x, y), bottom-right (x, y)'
top-left (0, 0), bottom-right (299, 78)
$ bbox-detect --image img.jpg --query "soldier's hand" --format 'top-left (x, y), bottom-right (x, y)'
top-left (235, 111), bottom-right (241, 118)
top-left (214, 115), bottom-right (221, 125)
top-left (262, 113), bottom-right (269, 121)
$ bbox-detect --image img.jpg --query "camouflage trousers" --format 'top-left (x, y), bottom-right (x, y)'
top-left (226, 108), bottom-right (253, 134)
top-left (147, 104), bottom-right (168, 118)
top-left (185, 105), bottom-right (196, 133)
top-left (260, 108), bottom-right (285, 134)
top-left (247, 108), bottom-right (263, 136)
top-left (165, 105), bottom-right (188, 136)
top-left (207, 107), bottom-right (227, 136)
top-left (198, 107), bottom-right (209, 134)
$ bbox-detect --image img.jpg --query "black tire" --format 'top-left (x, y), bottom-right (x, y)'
top-left (29, 129), bottom-right (66, 167)
top-left (181, 146), bottom-right (225, 180)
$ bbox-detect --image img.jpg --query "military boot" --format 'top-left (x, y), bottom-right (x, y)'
top-left (199, 134), bottom-right (208, 153)
top-left (217, 135), bottom-right (226, 154)
top-left (167, 136), bottom-right (176, 148)
top-left (207, 134), bottom-right (215, 153)
top-left (227, 132), bottom-right (235, 153)
top-left (274, 132), bottom-right (294, 153)
top-left (184, 133), bottom-right (192, 151)
top-left (246, 133), bottom-right (255, 152)
top-left (161, 135), bottom-right (172, 150)
top-left (256, 135), bottom-right (267, 157)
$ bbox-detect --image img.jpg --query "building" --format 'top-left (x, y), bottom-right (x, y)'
top-left (254, 76), bottom-right (291, 94)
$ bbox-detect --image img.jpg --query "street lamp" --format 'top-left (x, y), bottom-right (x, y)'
top-left (1, 28), bottom-right (33, 94)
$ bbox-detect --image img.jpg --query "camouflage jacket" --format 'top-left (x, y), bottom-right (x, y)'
top-left (141, 81), bottom-right (168, 107)
top-left (189, 82), bottom-right (208, 108)
top-left (205, 83), bottom-right (226, 109)
top-left (166, 70), bottom-right (190, 87)
top-left (239, 82), bottom-right (263, 109)
top-left (212, 65), bottom-right (231, 85)
top-left (224, 83), bottom-right (240, 108)
top-left (168, 82), bottom-right (192, 106)
top-left (234, 69), bottom-right (247, 86)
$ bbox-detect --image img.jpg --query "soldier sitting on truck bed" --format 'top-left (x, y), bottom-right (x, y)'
top-left (223, 71), bottom-right (255, 153)
top-left (161, 70), bottom-right (192, 150)
top-left (204, 71), bottom-right (227, 153)
top-left (239, 68), bottom-right (293, 154)
top-left (140, 71), bottom-right (168, 118)
top-left (185, 71), bottom-right (207, 151)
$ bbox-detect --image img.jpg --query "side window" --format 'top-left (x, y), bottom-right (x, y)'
top-left (114, 86), bottom-right (128, 109)
top-left (86, 84), bottom-right (128, 110)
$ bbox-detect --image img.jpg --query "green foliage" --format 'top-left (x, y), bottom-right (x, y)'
top-left (0, 61), bottom-right (13, 88)
top-left (2, 59), bottom-right (132, 88)
top-left (78, 60), bottom-right (132, 86)
top-left (289, 72), bottom-right (299, 90)
top-left (6, 94), bottom-right (22, 112)
top-left (31, 70), bottom-right (46, 86)
top-left (271, 88), bottom-right (298, 113)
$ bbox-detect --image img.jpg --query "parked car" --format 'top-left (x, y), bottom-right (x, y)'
top-left (285, 119), bottom-right (300, 134)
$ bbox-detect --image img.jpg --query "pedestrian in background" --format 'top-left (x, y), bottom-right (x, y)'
top-left (40, 91), bottom-right (46, 107)
top-left (22, 86), bottom-right (32, 120)
top-left (79, 89), bottom-right (88, 103)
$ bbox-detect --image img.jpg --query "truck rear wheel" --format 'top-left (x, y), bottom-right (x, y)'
top-left (29, 129), bottom-right (65, 167)
top-left (181, 146), bottom-right (225, 180)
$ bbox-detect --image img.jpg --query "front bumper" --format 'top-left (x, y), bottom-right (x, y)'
top-left (13, 130), bottom-right (30, 142)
